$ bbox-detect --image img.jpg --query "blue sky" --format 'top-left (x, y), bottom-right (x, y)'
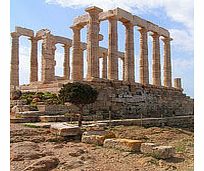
top-left (10, 0), bottom-right (194, 97)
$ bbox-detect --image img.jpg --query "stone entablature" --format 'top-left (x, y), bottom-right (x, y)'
top-left (73, 8), bottom-right (169, 37)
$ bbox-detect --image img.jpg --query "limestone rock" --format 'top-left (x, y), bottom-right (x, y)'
top-left (152, 146), bottom-right (175, 159)
top-left (141, 143), bottom-right (175, 159)
top-left (104, 138), bottom-right (143, 152)
top-left (11, 141), bottom-right (45, 161)
top-left (141, 143), bottom-right (157, 155)
top-left (50, 123), bottom-right (81, 136)
top-left (82, 135), bottom-right (105, 146)
top-left (11, 105), bottom-right (34, 114)
top-left (23, 156), bottom-right (59, 171)
top-left (82, 130), bottom-right (116, 145)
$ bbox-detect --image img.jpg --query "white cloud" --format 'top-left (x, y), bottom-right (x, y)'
top-left (173, 58), bottom-right (194, 70)
top-left (45, 0), bottom-right (193, 28)
top-left (45, 0), bottom-right (194, 52)
top-left (170, 29), bottom-right (194, 52)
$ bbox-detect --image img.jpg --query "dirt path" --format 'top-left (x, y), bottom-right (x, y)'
top-left (10, 124), bottom-right (194, 171)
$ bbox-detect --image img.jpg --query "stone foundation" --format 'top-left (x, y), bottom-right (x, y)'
top-left (19, 80), bottom-right (194, 119)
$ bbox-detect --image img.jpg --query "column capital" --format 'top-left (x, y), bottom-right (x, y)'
top-left (107, 15), bottom-right (118, 21)
top-left (62, 43), bottom-right (72, 48)
top-left (70, 25), bottom-right (84, 32)
top-left (11, 32), bottom-right (21, 39)
top-left (150, 32), bottom-right (160, 38)
top-left (85, 6), bottom-right (103, 14)
top-left (29, 36), bottom-right (38, 42)
top-left (162, 36), bottom-right (173, 42)
top-left (138, 27), bottom-right (148, 33)
top-left (122, 21), bottom-right (134, 29)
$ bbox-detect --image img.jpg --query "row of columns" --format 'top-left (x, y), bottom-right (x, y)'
top-left (10, 31), bottom-right (72, 86)
top-left (10, 7), bottom-right (177, 89)
top-left (71, 6), bottom-right (173, 87)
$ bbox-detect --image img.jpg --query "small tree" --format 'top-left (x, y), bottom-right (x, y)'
top-left (58, 82), bottom-right (98, 127)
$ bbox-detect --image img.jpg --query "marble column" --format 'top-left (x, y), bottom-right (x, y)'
top-left (108, 16), bottom-right (118, 80)
top-left (138, 27), bottom-right (149, 85)
top-left (41, 32), bottom-right (56, 83)
top-left (70, 25), bottom-right (83, 81)
top-left (162, 37), bottom-right (172, 87)
top-left (30, 37), bottom-right (38, 82)
top-left (85, 6), bottom-right (103, 80)
top-left (174, 78), bottom-right (182, 89)
top-left (123, 22), bottom-right (135, 82)
top-left (102, 52), bottom-right (107, 79)
top-left (10, 32), bottom-right (20, 87)
top-left (151, 32), bottom-right (161, 86)
top-left (63, 44), bottom-right (71, 80)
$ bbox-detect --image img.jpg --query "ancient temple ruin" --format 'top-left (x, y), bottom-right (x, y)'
top-left (10, 7), bottom-right (193, 118)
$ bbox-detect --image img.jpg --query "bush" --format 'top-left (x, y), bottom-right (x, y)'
top-left (58, 82), bottom-right (98, 126)
top-left (20, 91), bottom-right (60, 105)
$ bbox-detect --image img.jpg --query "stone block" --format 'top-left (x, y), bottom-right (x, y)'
top-left (15, 26), bottom-right (34, 37)
top-left (141, 143), bottom-right (175, 159)
top-left (15, 111), bottom-right (43, 118)
top-left (37, 105), bottom-right (68, 112)
top-left (81, 135), bottom-right (105, 146)
top-left (104, 138), bottom-right (142, 152)
top-left (11, 105), bottom-right (34, 114)
top-left (116, 7), bottom-right (134, 23)
top-left (39, 115), bottom-right (70, 122)
top-left (133, 15), bottom-right (147, 28)
top-left (50, 123), bottom-right (81, 137)
top-left (152, 146), bottom-right (175, 159)
top-left (82, 130), bottom-right (115, 146)
top-left (141, 143), bottom-right (157, 155)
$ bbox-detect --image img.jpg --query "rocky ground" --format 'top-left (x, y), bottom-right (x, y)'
top-left (10, 123), bottom-right (194, 171)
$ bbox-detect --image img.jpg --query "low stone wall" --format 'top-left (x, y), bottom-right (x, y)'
top-left (98, 115), bottom-right (194, 130)
top-left (20, 80), bottom-right (194, 119)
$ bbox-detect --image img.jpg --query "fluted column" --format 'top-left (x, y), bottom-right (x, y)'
top-left (138, 27), bottom-right (149, 85)
top-left (162, 37), bottom-right (172, 87)
top-left (102, 52), bottom-right (107, 79)
top-left (70, 25), bottom-right (83, 81)
top-left (151, 32), bottom-right (161, 86)
top-left (108, 16), bottom-right (118, 80)
top-left (123, 22), bottom-right (135, 82)
top-left (41, 33), bottom-right (56, 83)
top-left (85, 6), bottom-right (103, 80)
top-left (63, 44), bottom-right (71, 80)
top-left (174, 78), bottom-right (182, 90)
top-left (10, 32), bottom-right (20, 87)
top-left (30, 37), bottom-right (38, 82)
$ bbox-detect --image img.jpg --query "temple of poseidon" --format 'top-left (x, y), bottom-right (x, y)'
top-left (10, 7), bottom-right (193, 118)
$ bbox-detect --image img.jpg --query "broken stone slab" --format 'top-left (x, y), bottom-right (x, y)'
top-left (50, 123), bottom-right (81, 137)
top-left (82, 135), bottom-right (105, 146)
top-left (104, 138), bottom-right (143, 152)
top-left (152, 146), bottom-right (175, 159)
top-left (141, 143), bottom-right (175, 159)
top-left (37, 104), bottom-right (69, 112)
top-left (11, 105), bottom-right (36, 114)
top-left (81, 130), bottom-right (115, 146)
top-left (141, 143), bottom-right (157, 155)
top-left (39, 115), bottom-right (70, 122)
